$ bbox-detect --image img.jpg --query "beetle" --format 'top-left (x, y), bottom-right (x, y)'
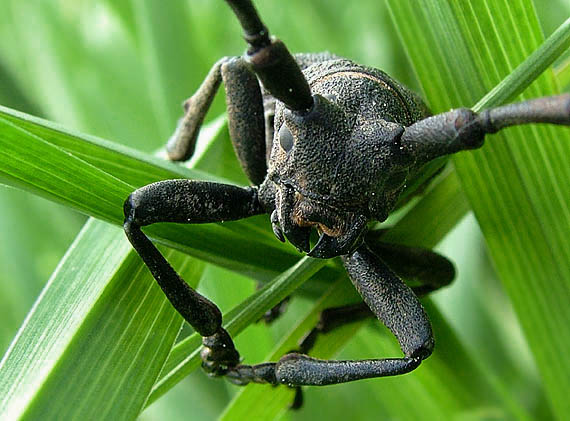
top-left (123, 0), bottom-right (570, 403)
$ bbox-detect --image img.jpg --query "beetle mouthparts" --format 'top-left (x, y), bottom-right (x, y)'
top-left (274, 185), bottom-right (367, 256)
top-left (307, 215), bottom-right (367, 258)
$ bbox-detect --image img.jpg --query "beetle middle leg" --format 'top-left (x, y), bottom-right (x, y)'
top-left (167, 56), bottom-right (267, 185)
top-left (366, 236), bottom-right (456, 296)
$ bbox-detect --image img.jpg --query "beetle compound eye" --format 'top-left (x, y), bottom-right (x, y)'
top-left (278, 124), bottom-right (294, 152)
top-left (323, 93), bottom-right (337, 103)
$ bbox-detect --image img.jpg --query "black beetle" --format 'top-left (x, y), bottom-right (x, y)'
top-left (123, 0), bottom-right (570, 404)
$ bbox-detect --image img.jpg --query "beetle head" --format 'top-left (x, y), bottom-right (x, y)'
top-left (266, 77), bottom-right (416, 258)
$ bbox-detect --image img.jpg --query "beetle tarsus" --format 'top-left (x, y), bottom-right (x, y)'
top-left (201, 328), bottom-right (241, 376)
top-left (166, 58), bottom-right (229, 162)
top-left (274, 353), bottom-right (422, 386)
top-left (225, 362), bottom-right (278, 386)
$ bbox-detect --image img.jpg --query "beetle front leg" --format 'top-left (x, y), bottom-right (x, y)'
top-left (272, 244), bottom-right (433, 386)
top-left (364, 235), bottom-right (456, 296)
top-left (123, 180), bottom-right (267, 376)
top-left (297, 302), bottom-right (373, 355)
top-left (296, 239), bottom-right (455, 355)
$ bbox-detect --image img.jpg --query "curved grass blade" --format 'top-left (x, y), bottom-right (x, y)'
top-left (388, 1), bottom-right (570, 418)
top-left (474, 17), bottom-right (570, 111)
top-left (0, 106), bottom-right (304, 281)
top-left (0, 219), bottom-right (204, 420)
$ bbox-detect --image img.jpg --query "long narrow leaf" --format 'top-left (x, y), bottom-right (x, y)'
top-left (389, 1), bottom-right (570, 418)
top-left (0, 106), bottom-right (305, 280)
top-left (0, 219), bottom-right (204, 419)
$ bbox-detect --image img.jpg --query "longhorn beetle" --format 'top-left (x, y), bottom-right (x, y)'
top-left (123, 0), bottom-right (570, 405)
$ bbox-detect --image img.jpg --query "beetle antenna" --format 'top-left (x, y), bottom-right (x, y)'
top-left (224, 0), bottom-right (270, 49)
top-left (224, 0), bottom-right (314, 113)
top-left (480, 95), bottom-right (570, 131)
top-left (400, 94), bottom-right (570, 161)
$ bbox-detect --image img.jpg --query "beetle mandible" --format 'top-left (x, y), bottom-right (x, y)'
top-left (123, 0), bottom-right (570, 401)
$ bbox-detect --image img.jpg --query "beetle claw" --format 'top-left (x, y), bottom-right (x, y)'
top-left (307, 233), bottom-right (342, 258)
top-left (287, 227), bottom-right (311, 253)
top-left (271, 210), bottom-right (286, 242)
top-left (272, 223), bottom-right (286, 242)
top-left (307, 216), bottom-right (367, 258)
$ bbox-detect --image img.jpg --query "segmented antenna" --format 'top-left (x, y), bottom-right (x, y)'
top-left (224, 0), bottom-right (270, 49)
top-left (224, 0), bottom-right (314, 113)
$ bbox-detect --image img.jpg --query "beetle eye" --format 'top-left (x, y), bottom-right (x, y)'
top-left (278, 124), bottom-right (294, 152)
top-left (323, 93), bottom-right (337, 102)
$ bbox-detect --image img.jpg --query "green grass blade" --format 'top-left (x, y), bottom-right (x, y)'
top-left (555, 57), bottom-right (570, 90)
top-left (388, 1), bottom-right (570, 418)
top-left (0, 106), bottom-right (306, 280)
top-left (0, 105), bottom-right (210, 219)
top-left (474, 17), bottom-right (570, 110)
top-left (0, 219), bottom-right (204, 420)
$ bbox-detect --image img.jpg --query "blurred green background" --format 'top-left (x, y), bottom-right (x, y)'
top-left (0, 0), bottom-right (568, 420)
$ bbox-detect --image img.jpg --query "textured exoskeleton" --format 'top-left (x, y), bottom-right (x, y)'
top-left (123, 0), bottom-right (570, 406)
